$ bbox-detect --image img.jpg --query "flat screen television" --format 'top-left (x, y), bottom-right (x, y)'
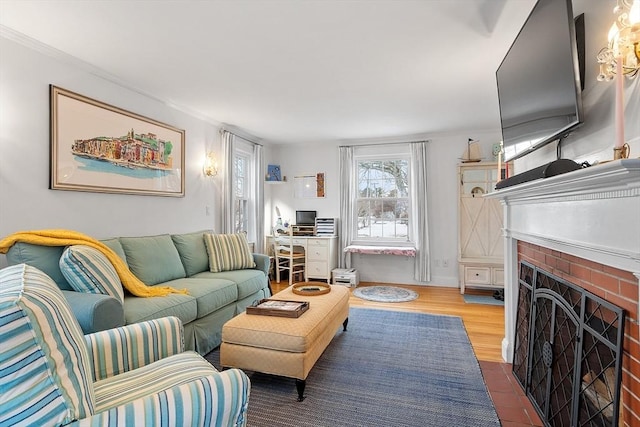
top-left (296, 210), bottom-right (317, 226)
top-left (496, 0), bottom-right (584, 162)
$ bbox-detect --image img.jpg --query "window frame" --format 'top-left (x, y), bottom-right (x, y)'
top-left (352, 152), bottom-right (413, 246)
top-left (232, 144), bottom-right (253, 238)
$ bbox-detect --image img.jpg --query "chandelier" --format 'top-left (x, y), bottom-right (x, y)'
top-left (597, 0), bottom-right (640, 80)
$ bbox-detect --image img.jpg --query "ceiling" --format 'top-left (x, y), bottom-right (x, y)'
top-left (0, 0), bottom-right (538, 144)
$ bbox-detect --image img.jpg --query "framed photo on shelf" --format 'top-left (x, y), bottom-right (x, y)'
top-left (266, 164), bottom-right (282, 181)
top-left (50, 85), bottom-right (185, 197)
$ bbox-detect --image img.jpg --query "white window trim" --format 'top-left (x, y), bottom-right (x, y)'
top-left (351, 151), bottom-right (414, 246)
top-left (233, 141), bottom-right (255, 241)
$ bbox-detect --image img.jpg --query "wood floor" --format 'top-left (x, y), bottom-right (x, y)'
top-left (271, 281), bottom-right (505, 363)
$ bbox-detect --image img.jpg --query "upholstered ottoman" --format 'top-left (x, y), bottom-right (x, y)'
top-left (220, 284), bottom-right (350, 401)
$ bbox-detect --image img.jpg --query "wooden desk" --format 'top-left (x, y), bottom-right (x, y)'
top-left (266, 235), bottom-right (338, 283)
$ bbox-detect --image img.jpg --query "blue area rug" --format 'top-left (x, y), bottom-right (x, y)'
top-left (352, 285), bottom-right (418, 302)
top-left (206, 308), bottom-right (499, 426)
top-left (463, 294), bottom-right (505, 306)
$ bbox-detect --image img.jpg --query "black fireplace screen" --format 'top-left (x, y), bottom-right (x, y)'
top-left (513, 262), bottom-right (625, 427)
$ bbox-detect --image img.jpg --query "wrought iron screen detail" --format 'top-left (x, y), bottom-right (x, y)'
top-left (513, 262), bottom-right (625, 427)
top-left (513, 263), bottom-right (534, 389)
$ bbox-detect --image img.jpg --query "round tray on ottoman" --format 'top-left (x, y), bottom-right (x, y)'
top-left (292, 282), bottom-right (331, 296)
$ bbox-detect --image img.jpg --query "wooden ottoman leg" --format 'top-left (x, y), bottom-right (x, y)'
top-left (296, 379), bottom-right (306, 402)
top-left (343, 317), bottom-right (348, 331)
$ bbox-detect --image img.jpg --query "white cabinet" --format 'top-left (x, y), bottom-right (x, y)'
top-left (304, 238), bottom-right (337, 282)
top-left (266, 235), bottom-right (338, 283)
top-left (458, 162), bottom-right (506, 294)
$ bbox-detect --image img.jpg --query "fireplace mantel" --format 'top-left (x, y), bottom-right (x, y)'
top-left (486, 158), bottom-right (640, 362)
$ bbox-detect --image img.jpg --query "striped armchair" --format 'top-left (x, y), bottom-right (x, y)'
top-left (0, 264), bottom-right (250, 427)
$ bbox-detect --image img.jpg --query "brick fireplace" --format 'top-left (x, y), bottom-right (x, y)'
top-left (487, 159), bottom-right (639, 426)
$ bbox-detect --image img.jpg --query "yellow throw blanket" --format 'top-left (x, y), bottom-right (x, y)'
top-left (0, 229), bottom-right (187, 297)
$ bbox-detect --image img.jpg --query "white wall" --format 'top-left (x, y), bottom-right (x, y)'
top-left (265, 144), bottom-right (340, 227)
top-left (0, 36), bottom-right (223, 268)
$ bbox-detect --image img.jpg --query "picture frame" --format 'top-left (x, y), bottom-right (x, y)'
top-left (50, 85), bottom-right (185, 197)
top-left (266, 164), bottom-right (282, 181)
top-left (294, 172), bottom-right (325, 198)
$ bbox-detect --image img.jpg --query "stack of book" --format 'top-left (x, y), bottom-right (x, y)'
top-left (246, 299), bottom-right (309, 318)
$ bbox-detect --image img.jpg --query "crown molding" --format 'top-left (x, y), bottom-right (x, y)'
top-left (1, 25), bottom-right (224, 128)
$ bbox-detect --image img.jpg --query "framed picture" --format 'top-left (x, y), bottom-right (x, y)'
top-left (294, 173), bottom-right (325, 198)
top-left (50, 85), bottom-right (185, 197)
top-left (266, 164), bottom-right (282, 181)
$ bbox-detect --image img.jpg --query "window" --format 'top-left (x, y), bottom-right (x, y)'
top-left (233, 151), bottom-right (250, 235)
top-left (222, 131), bottom-right (264, 251)
top-left (356, 157), bottom-right (410, 241)
top-left (340, 142), bottom-right (428, 280)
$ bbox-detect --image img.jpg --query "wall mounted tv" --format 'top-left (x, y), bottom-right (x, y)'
top-left (496, 0), bottom-right (584, 162)
top-left (296, 210), bottom-right (317, 226)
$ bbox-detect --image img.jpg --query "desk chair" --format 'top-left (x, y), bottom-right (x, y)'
top-left (272, 226), bottom-right (306, 286)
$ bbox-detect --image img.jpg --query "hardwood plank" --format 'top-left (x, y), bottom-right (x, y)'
top-left (271, 281), bottom-right (505, 362)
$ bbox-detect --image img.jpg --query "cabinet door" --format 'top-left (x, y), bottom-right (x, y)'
top-left (459, 165), bottom-right (504, 259)
top-left (460, 198), bottom-right (504, 258)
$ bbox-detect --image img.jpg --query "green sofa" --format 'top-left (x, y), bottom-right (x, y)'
top-left (5, 230), bottom-right (271, 355)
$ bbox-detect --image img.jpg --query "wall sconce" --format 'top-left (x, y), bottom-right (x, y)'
top-left (598, 0), bottom-right (639, 158)
top-left (203, 152), bottom-right (218, 177)
top-left (597, 0), bottom-right (640, 81)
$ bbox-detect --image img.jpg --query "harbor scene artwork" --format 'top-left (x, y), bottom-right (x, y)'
top-left (50, 86), bottom-right (185, 197)
top-left (72, 129), bottom-right (174, 179)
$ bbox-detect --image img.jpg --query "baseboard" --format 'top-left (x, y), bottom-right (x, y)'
top-left (426, 275), bottom-right (458, 287)
top-left (364, 275), bottom-right (458, 287)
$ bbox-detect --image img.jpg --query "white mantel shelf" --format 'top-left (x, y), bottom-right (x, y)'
top-left (490, 158), bottom-right (639, 201)
top-left (488, 159), bottom-right (640, 273)
top-left (486, 158), bottom-right (640, 362)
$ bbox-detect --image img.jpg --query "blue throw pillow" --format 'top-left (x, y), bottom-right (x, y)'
top-left (59, 245), bottom-right (124, 303)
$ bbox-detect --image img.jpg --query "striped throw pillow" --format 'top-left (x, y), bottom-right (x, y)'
top-left (59, 245), bottom-right (124, 303)
top-left (204, 233), bottom-right (256, 273)
top-left (0, 264), bottom-right (95, 426)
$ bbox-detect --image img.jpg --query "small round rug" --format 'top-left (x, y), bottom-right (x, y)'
top-left (353, 286), bottom-right (418, 303)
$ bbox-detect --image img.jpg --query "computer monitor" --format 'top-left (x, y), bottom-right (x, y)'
top-left (295, 210), bottom-right (316, 226)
